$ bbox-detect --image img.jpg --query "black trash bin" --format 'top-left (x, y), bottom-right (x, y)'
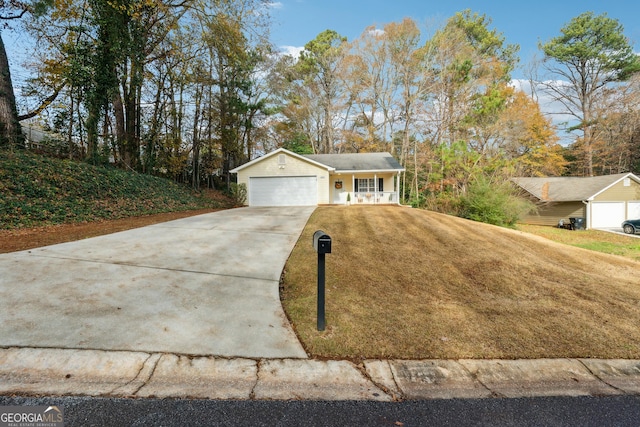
top-left (569, 217), bottom-right (585, 230)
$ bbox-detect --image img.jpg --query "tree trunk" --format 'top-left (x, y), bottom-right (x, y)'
top-left (68, 91), bottom-right (74, 158)
top-left (113, 92), bottom-right (126, 164)
top-left (0, 33), bottom-right (22, 147)
top-left (191, 85), bottom-right (202, 189)
top-left (583, 107), bottom-right (594, 176)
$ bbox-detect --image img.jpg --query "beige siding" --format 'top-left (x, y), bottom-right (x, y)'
top-left (593, 178), bottom-right (640, 202)
top-left (521, 202), bottom-right (585, 226)
top-left (332, 173), bottom-right (397, 192)
top-left (591, 178), bottom-right (640, 223)
top-left (236, 152), bottom-right (330, 205)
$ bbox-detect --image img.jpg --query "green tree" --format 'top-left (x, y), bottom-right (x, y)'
top-left (86, 0), bottom-right (190, 168)
top-left (282, 133), bottom-right (314, 154)
top-left (423, 10), bottom-right (519, 202)
top-left (540, 11), bottom-right (640, 176)
top-left (297, 29), bottom-right (347, 154)
top-left (198, 2), bottom-right (270, 188)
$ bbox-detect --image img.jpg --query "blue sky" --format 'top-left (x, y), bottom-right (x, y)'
top-left (4, 0), bottom-right (640, 128)
top-left (268, 0), bottom-right (640, 79)
top-left (5, 1), bottom-right (640, 84)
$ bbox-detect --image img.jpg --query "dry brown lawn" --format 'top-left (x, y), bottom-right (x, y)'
top-left (282, 206), bottom-right (640, 360)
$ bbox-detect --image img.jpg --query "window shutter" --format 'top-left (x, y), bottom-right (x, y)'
top-left (354, 180), bottom-right (359, 192)
top-left (378, 178), bottom-right (384, 192)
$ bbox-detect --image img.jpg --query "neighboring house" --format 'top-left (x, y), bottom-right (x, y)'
top-left (512, 173), bottom-right (640, 229)
top-left (23, 125), bottom-right (54, 149)
top-left (230, 148), bottom-right (405, 207)
top-left (22, 124), bottom-right (66, 155)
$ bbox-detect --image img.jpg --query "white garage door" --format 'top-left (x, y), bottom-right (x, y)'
top-left (591, 202), bottom-right (625, 228)
top-left (628, 202), bottom-right (640, 220)
top-left (249, 176), bottom-right (317, 206)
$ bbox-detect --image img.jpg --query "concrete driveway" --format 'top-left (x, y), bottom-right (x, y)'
top-left (0, 207), bottom-right (314, 358)
top-left (594, 227), bottom-right (640, 238)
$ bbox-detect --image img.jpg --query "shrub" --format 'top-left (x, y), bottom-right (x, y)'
top-left (230, 183), bottom-right (247, 206)
top-left (459, 177), bottom-right (535, 227)
top-left (423, 192), bottom-right (461, 215)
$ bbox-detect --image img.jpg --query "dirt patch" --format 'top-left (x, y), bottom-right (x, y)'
top-left (0, 209), bottom-right (220, 254)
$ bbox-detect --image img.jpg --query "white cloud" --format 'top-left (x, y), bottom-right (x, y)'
top-left (267, 2), bottom-right (283, 9)
top-left (279, 45), bottom-right (305, 58)
top-left (367, 28), bottom-right (385, 37)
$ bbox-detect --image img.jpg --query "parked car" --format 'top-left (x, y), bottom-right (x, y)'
top-left (622, 219), bottom-right (640, 234)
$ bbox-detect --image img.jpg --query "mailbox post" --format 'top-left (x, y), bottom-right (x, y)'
top-left (312, 230), bottom-right (331, 331)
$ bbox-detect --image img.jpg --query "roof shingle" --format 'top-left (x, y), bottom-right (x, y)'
top-left (303, 152), bottom-right (403, 172)
top-left (512, 173), bottom-right (634, 201)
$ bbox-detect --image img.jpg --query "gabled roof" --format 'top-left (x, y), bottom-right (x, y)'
top-left (230, 148), bottom-right (405, 173)
top-left (303, 152), bottom-right (404, 173)
top-left (230, 148), bottom-right (334, 173)
top-left (512, 173), bottom-right (640, 202)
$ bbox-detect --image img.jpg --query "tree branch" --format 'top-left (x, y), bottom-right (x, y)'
top-left (0, 9), bottom-right (26, 19)
top-left (17, 84), bottom-right (64, 121)
top-left (0, 0), bottom-right (29, 20)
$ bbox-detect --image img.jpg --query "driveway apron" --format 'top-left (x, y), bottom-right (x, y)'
top-left (0, 207), bottom-right (314, 358)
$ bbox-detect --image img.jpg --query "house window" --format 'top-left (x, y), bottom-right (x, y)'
top-left (278, 154), bottom-right (286, 165)
top-left (356, 179), bottom-right (374, 193)
top-left (624, 178), bottom-right (631, 187)
top-left (355, 178), bottom-right (384, 192)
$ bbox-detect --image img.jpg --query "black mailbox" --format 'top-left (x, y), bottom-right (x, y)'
top-left (313, 230), bottom-right (332, 254)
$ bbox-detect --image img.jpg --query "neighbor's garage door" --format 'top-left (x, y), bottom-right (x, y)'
top-left (628, 202), bottom-right (640, 220)
top-left (249, 176), bottom-right (317, 206)
top-left (591, 202), bottom-right (625, 228)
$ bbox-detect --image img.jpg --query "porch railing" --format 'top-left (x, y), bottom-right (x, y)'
top-left (349, 191), bottom-right (396, 204)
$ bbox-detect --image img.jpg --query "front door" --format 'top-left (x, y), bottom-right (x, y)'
top-left (333, 180), bottom-right (344, 203)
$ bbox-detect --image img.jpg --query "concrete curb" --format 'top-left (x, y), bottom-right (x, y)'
top-left (1, 348), bottom-right (639, 400)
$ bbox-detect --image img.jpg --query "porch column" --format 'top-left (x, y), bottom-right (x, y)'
top-left (374, 173), bottom-right (378, 204)
top-left (352, 174), bottom-right (355, 203)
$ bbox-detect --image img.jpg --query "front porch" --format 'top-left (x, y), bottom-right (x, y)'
top-left (349, 191), bottom-right (397, 204)
top-left (331, 173), bottom-right (401, 205)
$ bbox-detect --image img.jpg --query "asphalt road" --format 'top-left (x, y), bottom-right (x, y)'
top-left (2, 395), bottom-right (640, 427)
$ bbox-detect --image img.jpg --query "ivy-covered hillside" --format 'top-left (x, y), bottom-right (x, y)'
top-left (0, 150), bottom-right (227, 229)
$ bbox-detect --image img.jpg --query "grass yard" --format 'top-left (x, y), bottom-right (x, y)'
top-left (281, 206), bottom-right (640, 361)
top-left (518, 224), bottom-right (640, 262)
